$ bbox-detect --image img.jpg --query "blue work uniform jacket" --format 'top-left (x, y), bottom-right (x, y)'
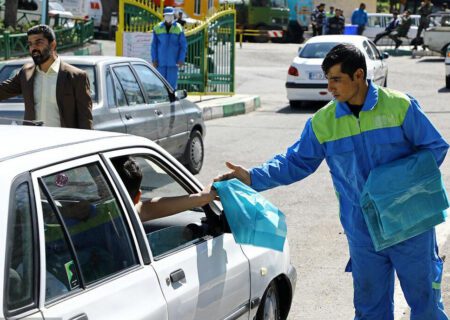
top-left (249, 81), bottom-right (449, 247)
top-left (351, 8), bottom-right (368, 26)
top-left (151, 21), bottom-right (187, 67)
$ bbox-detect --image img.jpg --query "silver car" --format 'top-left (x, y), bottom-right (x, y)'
top-left (0, 56), bottom-right (206, 174)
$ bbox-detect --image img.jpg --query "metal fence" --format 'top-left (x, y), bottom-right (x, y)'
top-left (0, 20), bottom-right (94, 60)
top-left (117, 0), bottom-right (235, 95)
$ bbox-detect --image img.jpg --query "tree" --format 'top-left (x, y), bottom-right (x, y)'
top-left (4, 0), bottom-right (19, 28)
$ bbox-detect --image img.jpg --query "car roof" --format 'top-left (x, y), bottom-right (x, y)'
top-left (1, 55), bottom-right (147, 66)
top-left (304, 35), bottom-right (369, 45)
top-left (0, 126), bottom-right (124, 161)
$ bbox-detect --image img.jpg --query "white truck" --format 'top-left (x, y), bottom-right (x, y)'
top-left (60, 0), bottom-right (102, 28)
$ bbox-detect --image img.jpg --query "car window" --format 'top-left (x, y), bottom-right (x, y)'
top-left (363, 41), bottom-right (375, 60)
top-left (114, 155), bottom-right (209, 258)
top-left (5, 182), bottom-right (36, 313)
top-left (105, 69), bottom-right (117, 107)
top-left (368, 42), bottom-right (382, 60)
top-left (133, 64), bottom-right (170, 103)
top-left (299, 42), bottom-right (339, 59)
top-left (39, 163), bottom-right (138, 302)
top-left (0, 64), bottom-right (98, 103)
top-left (113, 65), bottom-right (145, 106)
top-left (367, 15), bottom-right (384, 27)
top-left (111, 70), bottom-right (127, 107)
top-left (0, 65), bottom-right (23, 103)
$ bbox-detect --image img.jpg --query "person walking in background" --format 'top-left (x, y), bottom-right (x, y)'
top-left (311, 3), bottom-right (326, 36)
top-left (326, 8), bottom-right (345, 35)
top-left (214, 43), bottom-right (449, 320)
top-left (351, 3), bottom-right (368, 35)
top-left (151, 6), bottom-right (187, 90)
top-left (373, 11), bottom-right (399, 44)
top-left (176, 9), bottom-right (186, 27)
top-left (389, 9), bottom-right (412, 50)
top-left (0, 24), bottom-right (93, 129)
top-left (413, 0), bottom-right (434, 50)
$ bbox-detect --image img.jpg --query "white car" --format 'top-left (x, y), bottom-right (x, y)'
top-left (446, 45), bottom-right (450, 88)
top-left (286, 35), bottom-right (389, 108)
top-left (0, 126), bottom-right (296, 320)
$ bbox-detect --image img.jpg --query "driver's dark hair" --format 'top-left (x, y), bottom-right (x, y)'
top-left (112, 156), bottom-right (142, 200)
top-left (322, 43), bottom-right (367, 80)
top-left (27, 24), bottom-right (56, 43)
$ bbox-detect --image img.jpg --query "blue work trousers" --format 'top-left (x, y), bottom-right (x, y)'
top-left (346, 229), bottom-right (447, 320)
top-left (157, 66), bottom-right (179, 90)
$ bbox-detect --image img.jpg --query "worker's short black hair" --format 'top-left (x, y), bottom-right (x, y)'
top-left (27, 24), bottom-right (56, 43)
top-left (112, 156), bottom-right (142, 200)
top-left (322, 43), bottom-right (367, 80)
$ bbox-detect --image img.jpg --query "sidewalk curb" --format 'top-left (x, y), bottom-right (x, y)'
top-left (201, 95), bottom-right (261, 121)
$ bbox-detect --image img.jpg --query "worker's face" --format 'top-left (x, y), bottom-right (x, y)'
top-left (27, 34), bottom-right (54, 65)
top-left (326, 64), bottom-right (364, 103)
top-left (164, 14), bottom-right (174, 24)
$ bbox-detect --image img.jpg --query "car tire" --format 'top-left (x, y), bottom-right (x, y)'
top-left (446, 75), bottom-right (450, 89)
top-left (184, 130), bottom-right (204, 174)
top-left (289, 100), bottom-right (302, 108)
top-left (256, 282), bottom-right (280, 320)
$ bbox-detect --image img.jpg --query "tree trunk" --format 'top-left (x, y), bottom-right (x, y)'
top-left (100, 0), bottom-right (118, 32)
top-left (4, 0), bottom-right (18, 28)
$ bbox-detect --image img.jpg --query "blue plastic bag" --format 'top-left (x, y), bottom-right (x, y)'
top-left (360, 150), bottom-right (448, 251)
top-left (213, 179), bottom-right (287, 251)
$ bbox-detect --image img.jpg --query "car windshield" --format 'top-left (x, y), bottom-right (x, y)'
top-left (299, 42), bottom-right (340, 59)
top-left (0, 64), bottom-right (97, 103)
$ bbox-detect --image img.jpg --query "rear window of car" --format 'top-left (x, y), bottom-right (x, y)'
top-left (299, 42), bottom-right (340, 59)
top-left (0, 64), bottom-right (97, 103)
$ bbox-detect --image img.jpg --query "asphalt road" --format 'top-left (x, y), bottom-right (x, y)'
top-left (195, 42), bottom-right (450, 319)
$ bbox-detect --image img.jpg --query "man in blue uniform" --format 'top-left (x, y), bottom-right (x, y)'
top-left (215, 44), bottom-right (449, 319)
top-left (351, 3), bottom-right (368, 35)
top-left (151, 6), bottom-right (187, 90)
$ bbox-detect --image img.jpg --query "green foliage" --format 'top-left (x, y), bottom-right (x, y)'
top-left (377, 0), bottom-right (391, 13)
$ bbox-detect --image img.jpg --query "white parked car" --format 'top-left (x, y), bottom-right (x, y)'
top-left (286, 35), bottom-right (389, 108)
top-left (446, 45), bottom-right (450, 88)
top-left (423, 13), bottom-right (450, 56)
top-left (0, 126), bottom-right (296, 320)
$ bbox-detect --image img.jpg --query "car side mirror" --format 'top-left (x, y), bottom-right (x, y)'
top-left (175, 89), bottom-right (187, 100)
top-left (381, 52), bottom-right (389, 59)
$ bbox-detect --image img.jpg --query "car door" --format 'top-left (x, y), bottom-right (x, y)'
top-left (32, 155), bottom-right (168, 320)
top-left (111, 64), bottom-right (159, 142)
top-left (104, 148), bottom-right (251, 320)
top-left (362, 40), bottom-right (384, 86)
top-left (132, 63), bottom-right (189, 157)
top-left (368, 41), bottom-right (388, 85)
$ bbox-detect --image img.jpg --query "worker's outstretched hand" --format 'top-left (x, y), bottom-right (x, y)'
top-left (214, 161), bottom-right (251, 186)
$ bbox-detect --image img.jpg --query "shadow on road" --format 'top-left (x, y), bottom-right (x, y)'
top-left (438, 87), bottom-right (450, 93)
top-left (416, 57), bottom-right (445, 63)
top-left (277, 101), bottom-right (326, 114)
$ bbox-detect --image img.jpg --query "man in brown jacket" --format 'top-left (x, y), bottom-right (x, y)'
top-left (0, 25), bottom-right (93, 129)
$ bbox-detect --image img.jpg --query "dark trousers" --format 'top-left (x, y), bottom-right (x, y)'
top-left (312, 24), bottom-right (323, 36)
top-left (357, 25), bottom-right (365, 35)
top-left (388, 33), bottom-right (403, 49)
top-left (373, 30), bottom-right (391, 44)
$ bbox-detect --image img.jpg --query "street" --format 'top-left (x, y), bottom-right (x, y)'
top-left (195, 43), bottom-right (450, 319)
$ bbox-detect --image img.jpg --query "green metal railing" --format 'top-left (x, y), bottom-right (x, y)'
top-left (0, 20), bottom-right (94, 60)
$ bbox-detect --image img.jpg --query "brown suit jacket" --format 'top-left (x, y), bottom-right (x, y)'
top-left (0, 61), bottom-right (93, 129)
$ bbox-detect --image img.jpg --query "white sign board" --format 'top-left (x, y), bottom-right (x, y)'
top-left (123, 32), bottom-right (153, 63)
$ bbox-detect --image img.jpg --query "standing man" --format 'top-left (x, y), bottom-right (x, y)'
top-left (311, 3), bottom-right (326, 36)
top-left (373, 11), bottom-right (399, 44)
top-left (151, 6), bottom-right (187, 90)
top-left (351, 3), bottom-right (368, 35)
top-left (413, 0), bottom-right (434, 50)
top-left (0, 25), bottom-right (93, 129)
top-left (215, 43), bottom-right (449, 320)
top-left (326, 8), bottom-right (345, 35)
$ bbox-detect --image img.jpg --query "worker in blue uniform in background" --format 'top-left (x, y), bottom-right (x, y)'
top-left (151, 6), bottom-right (187, 90)
top-left (215, 44), bottom-right (449, 320)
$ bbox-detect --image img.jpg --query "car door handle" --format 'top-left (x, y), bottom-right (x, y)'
top-left (124, 113), bottom-right (132, 120)
top-left (69, 313), bottom-right (88, 320)
top-left (169, 269), bottom-right (186, 283)
top-left (154, 109), bottom-right (163, 117)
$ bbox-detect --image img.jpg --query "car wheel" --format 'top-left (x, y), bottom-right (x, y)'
top-left (289, 100), bottom-right (302, 108)
top-left (184, 130), bottom-right (204, 174)
top-left (256, 282), bottom-right (280, 320)
top-left (446, 75), bottom-right (450, 89)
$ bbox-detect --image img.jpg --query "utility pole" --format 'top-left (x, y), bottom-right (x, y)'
top-left (41, 0), bottom-right (48, 24)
